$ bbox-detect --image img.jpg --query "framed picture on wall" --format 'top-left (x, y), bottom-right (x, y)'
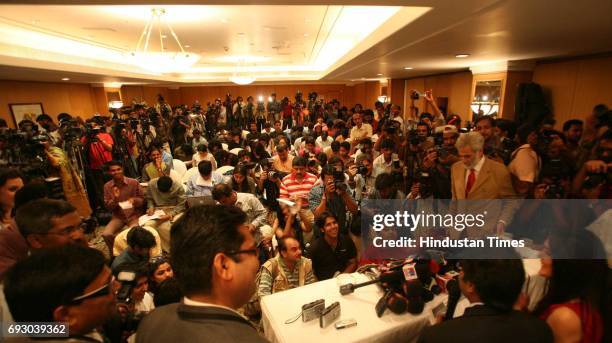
top-left (8, 103), bottom-right (44, 128)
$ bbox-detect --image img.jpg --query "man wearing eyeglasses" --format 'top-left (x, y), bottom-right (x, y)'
top-left (136, 205), bottom-right (267, 343)
top-left (4, 245), bottom-right (117, 342)
top-left (15, 198), bottom-right (88, 249)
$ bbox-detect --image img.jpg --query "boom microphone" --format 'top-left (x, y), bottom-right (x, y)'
top-left (339, 270), bottom-right (404, 295)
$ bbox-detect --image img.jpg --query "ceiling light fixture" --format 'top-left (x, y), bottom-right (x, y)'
top-left (61, 77), bottom-right (70, 81)
top-left (455, 54), bottom-right (470, 58)
top-left (377, 73), bottom-right (383, 76)
top-left (404, 67), bottom-right (413, 70)
top-left (130, 8), bottom-right (199, 73)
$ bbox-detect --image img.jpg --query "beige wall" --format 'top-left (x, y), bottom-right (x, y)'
top-left (0, 80), bottom-right (98, 128)
top-left (532, 55), bottom-right (612, 128)
top-left (2, 55), bottom-right (609, 129)
top-left (121, 83), bottom-right (380, 110)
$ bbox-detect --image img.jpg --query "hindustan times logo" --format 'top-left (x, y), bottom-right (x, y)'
top-left (372, 210), bottom-right (487, 232)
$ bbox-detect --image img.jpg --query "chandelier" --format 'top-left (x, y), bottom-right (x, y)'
top-left (131, 8), bottom-right (199, 73)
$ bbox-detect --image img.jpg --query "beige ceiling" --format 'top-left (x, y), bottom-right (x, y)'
top-left (0, 0), bottom-right (611, 85)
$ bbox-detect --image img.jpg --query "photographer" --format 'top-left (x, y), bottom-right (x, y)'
top-left (267, 93), bottom-right (281, 122)
top-left (475, 116), bottom-right (503, 162)
top-left (81, 121), bottom-right (114, 210)
top-left (41, 136), bottom-right (92, 217)
top-left (309, 165), bottom-right (358, 236)
top-left (170, 110), bottom-right (191, 149)
top-left (35, 113), bottom-right (61, 146)
top-left (354, 154), bottom-right (376, 201)
top-left (373, 138), bottom-right (403, 177)
top-left (257, 157), bottom-right (282, 212)
top-left (4, 245), bottom-right (117, 342)
top-left (571, 129), bottom-right (612, 198)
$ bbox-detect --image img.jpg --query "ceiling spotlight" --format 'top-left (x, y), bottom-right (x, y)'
top-left (404, 67), bottom-right (413, 70)
top-left (161, 34), bottom-right (167, 39)
top-left (184, 45), bottom-right (190, 48)
top-left (61, 77), bottom-right (70, 81)
top-left (377, 73), bottom-right (383, 76)
top-left (303, 33), bottom-right (309, 37)
top-left (455, 54), bottom-right (470, 58)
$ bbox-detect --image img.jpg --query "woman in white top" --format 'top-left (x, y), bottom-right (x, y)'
top-left (192, 143), bottom-right (217, 170)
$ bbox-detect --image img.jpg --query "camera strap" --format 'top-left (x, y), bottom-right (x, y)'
top-left (284, 310), bottom-right (304, 324)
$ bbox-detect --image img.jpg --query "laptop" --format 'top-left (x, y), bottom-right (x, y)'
top-left (186, 196), bottom-right (216, 208)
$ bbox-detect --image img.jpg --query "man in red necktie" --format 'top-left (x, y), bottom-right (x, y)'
top-left (450, 131), bottom-right (517, 237)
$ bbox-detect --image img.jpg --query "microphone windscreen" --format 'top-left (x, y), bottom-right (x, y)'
top-left (386, 293), bottom-right (407, 314)
top-left (379, 270), bottom-right (405, 284)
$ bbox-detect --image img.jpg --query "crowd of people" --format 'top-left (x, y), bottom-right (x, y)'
top-left (0, 90), bottom-right (610, 343)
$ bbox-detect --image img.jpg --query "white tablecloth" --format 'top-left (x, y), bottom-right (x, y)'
top-left (261, 273), bottom-right (444, 343)
top-left (262, 259), bottom-right (547, 343)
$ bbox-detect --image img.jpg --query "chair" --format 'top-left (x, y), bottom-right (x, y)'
top-left (182, 166), bottom-right (199, 184)
top-left (172, 159), bottom-right (187, 178)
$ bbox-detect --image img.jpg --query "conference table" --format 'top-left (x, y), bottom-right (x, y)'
top-left (261, 259), bottom-right (545, 343)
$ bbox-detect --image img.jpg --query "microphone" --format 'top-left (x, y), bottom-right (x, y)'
top-left (375, 289), bottom-right (393, 317)
top-left (444, 278), bottom-right (461, 320)
top-left (404, 280), bottom-right (425, 314)
top-left (340, 270), bottom-right (404, 295)
top-left (387, 293), bottom-right (408, 314)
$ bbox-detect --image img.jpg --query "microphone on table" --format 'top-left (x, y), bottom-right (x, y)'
top-left (339, 270), bottom-right (404, 295)
top-left (375, 289), bottom-right (408, 317)
top-left (444, 278), bottom-right (461, 321)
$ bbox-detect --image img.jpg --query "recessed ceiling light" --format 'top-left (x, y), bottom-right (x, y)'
top-left (161, 35), bottom-right (167, 39)
top-left (404, 67), bottom-right (413, 70)
top-left (61, 78), bottom-right (70, 81)
top-left (303, 33), bottom-right (309, 37)
top-left (377, 73), bottom-right (383, 76)
top-left (184, 45), bottom-right (190, 48)
top-left (455, 54), bottom-right (470, 58)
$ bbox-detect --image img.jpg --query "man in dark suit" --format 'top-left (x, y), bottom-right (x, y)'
top-left (418, 249), bottom-right (552, 343)
top-left (136, 205), bottom-right (267, 343)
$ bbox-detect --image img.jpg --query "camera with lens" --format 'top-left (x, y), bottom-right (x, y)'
top-left (545, 181), bottom-right (565, 199)
top-left (332, 170), bottom-right (347, 192)
top-left (408, 129), bottom-right (421, 146)
top-left (357, 165), bottom-right (369, 176)
top-left (416, 171), bottom-right (432, 197)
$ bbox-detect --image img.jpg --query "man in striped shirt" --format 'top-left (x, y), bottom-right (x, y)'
top-left (279, 157), bottom-right (318, 227)
top-left (257, 237), bottom-right (316, 297)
